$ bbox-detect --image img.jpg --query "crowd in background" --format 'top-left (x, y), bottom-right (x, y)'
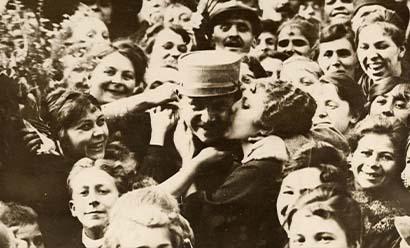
top-left (1, 0), bottom-right (410, 247)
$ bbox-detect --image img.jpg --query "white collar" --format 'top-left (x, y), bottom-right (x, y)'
top-left (82, 229), bottom-right (104, 248)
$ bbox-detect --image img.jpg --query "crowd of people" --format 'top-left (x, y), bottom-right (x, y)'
top-left (0, 0), bottom-right (410, 247)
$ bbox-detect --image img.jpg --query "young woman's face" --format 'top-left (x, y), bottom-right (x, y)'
top-left (225, 82), bottom-right (266, 140)
top-left (150, 29), bottom-right (188, 70)
top-left (370, 84), bottom-right (410, 124)
top-left (277, 167), bottom-right (322, 226)
top-left (288, 210), bottom-right (352, 248)
top-left (118, 225), bottom-right (172, 248)
top-left (64, 108), bottom-right (109, 160)
top-left (277, 26), bottom-right (311, 57)
top-left (357, 24), bottom-right (404, 81)
top-left (311, 83), bottom-right (354, 134)
top-left (318, 37), bottom-right (357, 79)
top-left (89, 51), bottom-right (137, 104)
top-left (69, 167), bottom-right (119, 232)
top-left (350, 133), bottom-right (399, 189)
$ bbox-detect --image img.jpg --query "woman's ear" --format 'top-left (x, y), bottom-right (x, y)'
top-left (399, 45), bottom-right (406, 60)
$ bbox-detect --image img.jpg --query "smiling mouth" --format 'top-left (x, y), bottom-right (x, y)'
top-left (88, 141), bottom-right (105, 151)
top-left (103, 83), bottom-right (128, 96)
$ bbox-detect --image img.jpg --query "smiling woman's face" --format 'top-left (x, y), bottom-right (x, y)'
top-left (349, 133), bottom-right (399, 190)
top-left (356, 24), bottom-right (404, 81)
top-left (89, 51), bottom-right (136, 104)
top-left (64, 107), bottom-right (109, 160)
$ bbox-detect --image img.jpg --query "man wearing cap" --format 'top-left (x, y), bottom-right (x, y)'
top-left (205, 0), bottom-right (261, 55)
top-left (140, 50), bottom-right (279, 248)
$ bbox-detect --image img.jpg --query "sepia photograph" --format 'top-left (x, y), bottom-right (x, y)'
top-left (0, 0), bottom-right (410, 247)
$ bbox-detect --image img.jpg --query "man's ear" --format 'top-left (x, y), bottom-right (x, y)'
top-left (69, 200), bottom-right (77, 217)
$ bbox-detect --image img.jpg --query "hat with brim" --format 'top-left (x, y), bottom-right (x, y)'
top-left (178, 50), bottom-right (241, 97)
top-left (209, 1), bottom-right (262, 35)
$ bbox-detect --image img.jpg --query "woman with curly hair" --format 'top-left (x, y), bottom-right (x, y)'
top-left (348, 115), bottom-right (410, 248)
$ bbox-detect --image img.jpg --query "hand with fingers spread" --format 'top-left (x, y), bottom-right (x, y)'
top-left (243, 135), bottom-right (288, 163)
top-left (149, 107), bottom-right (178, 146)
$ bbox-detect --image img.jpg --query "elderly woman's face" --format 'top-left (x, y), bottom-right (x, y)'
top-left (288, 210), bottom-right (351, 248)
top-left (370, 84), bottom-right (410, 123)
top-left (69, 167), bottom-right (119, 231)
top-left (117, 225), bottom-right (172, 248)
top-left (150, 29), bottom-right (188, 70)
top-left (277, 26), bottom-right (311, 57)
top-left (64, 107), bottom-right (109, 160)
top-left (349, 133), bottom-right (399, 190)
top-left (357, 24), bottom-right (404, 81)
top-left (318, 37), bottom-right (357, 79)
top-left (89, 51), bottom-right (137, 104)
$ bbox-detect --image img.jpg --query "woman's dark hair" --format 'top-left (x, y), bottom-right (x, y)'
top-left (286, 185), bottom-right (362, 246)
top-left (320, 23), bottom-right (356, 49)
top-left (348, 115), bottom-right (408, 172)
top-left (107, 39), bottom-right (148, 85)
top-left (320, 73), bottom-right (366, 120)
top-left (282, 141), bottom-right (349, 187)
top-left (144, 24), bottom-right (191, 55)
top-left (256, 79), bottom-right (317, 138)
top-left (45, 88), bottom-right (101, 139)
